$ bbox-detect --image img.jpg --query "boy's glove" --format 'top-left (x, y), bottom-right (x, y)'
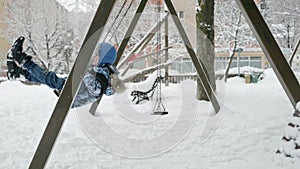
top-left (104, 64), bottom-right (126, 93)
top-left (105, 86), bottom-right (115, 96)
top-left (110, 74), bottom-right (126, 93)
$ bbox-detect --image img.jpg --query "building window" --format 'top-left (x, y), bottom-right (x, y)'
top-left (260, 0), bottom-right (267, 10)
top-left (240, 57), bottom-right (250, 67)
top-left (171, 58), bottom-right (195, 74)
top-left (250, 56), bottom-right (262, 68)
top-left (133, 60), bottom-right (145, 69)
top-left (215, 56), bottom-right (262, 70)
top-left (178, 11), bottom-right (184, 19)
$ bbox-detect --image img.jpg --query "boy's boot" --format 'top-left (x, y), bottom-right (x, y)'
top-left (9, 36), bottom-right (32, 67)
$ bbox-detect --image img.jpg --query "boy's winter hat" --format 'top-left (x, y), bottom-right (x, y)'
top-left (98, 42), bottom-right (117, 65)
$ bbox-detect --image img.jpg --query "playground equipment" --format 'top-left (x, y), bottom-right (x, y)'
top-left (152, 4), bottom-right (168, 115)
top-left (131, 76), bottom-right (163, 104)
top-left (28, 0), bottom-right (300, 168)
top-left (89, 0), bottom-right (220, 116)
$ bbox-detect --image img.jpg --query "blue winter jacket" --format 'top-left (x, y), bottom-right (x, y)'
top-left (72, 66), bottom-right (114, 108)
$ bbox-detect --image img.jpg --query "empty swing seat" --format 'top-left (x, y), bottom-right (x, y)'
top-left (130, 76), bottom-right (163, 104)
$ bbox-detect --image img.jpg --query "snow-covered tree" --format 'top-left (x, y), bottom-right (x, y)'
top-left (214, 0), bottom-right (260, 80)
top-left (215, 0), bottom-right (259, 52)
top-left (51, 30), bottom-right (75, 73)
top-left (258, 0), bottom-right (300, 57)
top-left (6, 0), bottom-right (76, 72)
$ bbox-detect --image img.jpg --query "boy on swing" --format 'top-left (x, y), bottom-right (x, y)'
top-left (7, 36), bottom-right (124, 108)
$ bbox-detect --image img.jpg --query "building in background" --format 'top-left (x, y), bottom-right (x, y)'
top-left (171, 0), bottom-right (197, 49)
top-left (0, 0), bottom-right (9, 63)
top-left (170, 0), bottom-right (268, 75)
top-left (128, 0), bottom-right (269, 75)
top-left (0, 0), bottom-right (9, 77)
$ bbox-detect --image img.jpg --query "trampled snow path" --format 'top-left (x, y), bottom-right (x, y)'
top-left (0, 69), bottom-right (299, 169)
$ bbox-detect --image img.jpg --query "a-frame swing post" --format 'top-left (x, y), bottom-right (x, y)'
top-left (89, 0), bottom-right (148, 115)
top-left (164, 0), bottom-right (221, 113)
top-left (114, 0), bottom-right (149, 66)
top-left (289, 38), bottom-right (300, 66)
top-left (117, 13), bottom-right (169, 69)
top-left (165, 10), bottom-right (170, 87)
top-left (119, 13), bottom-right (169, 76)
top-left (235, 0), bottom-right (300, 108)
top-left (28, 1), bottom-right (116, 168)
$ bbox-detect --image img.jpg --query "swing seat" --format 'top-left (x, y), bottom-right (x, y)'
top-left (130, 76), bottom-right (163, 104)
top-left (152, 111), bottom-right (168, 115)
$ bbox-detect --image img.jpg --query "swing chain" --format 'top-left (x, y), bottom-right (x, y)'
top-left (153, 1), bottom-right (167, 115)
top-left (108, 0), bottom-right (134, 42)
top-left (103, 0), bottom-right (128, 42)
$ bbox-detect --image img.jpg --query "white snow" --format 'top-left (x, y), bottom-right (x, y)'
top-left (0, 68), bottom-right (300, 169)
top-left (284, 127), bottom-right (299, 139)
top-left (216, 66), bottom-right (264, 75)
top-left (290, 117), bottom-right (300, 127)
top-left (129, 70), bottom-right (162, 92)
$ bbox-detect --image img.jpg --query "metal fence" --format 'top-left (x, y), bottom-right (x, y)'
top-left (132, 74), bottom-right (198, 83)
top-left (131, 73), bottom-right (243, 83)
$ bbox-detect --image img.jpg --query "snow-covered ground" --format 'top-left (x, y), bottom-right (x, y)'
top-left (0, 68), bottom-right (299, 169)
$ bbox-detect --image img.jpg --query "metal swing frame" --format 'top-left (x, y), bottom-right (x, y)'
top-left (90, 0), bottom-right (221, 115)
top-left (28, 0), bottom-right (300, 168)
